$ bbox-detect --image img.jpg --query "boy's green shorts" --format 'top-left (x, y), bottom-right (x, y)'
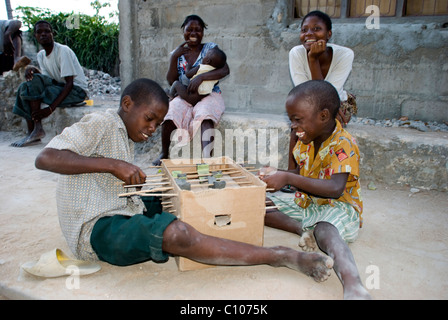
top-left (90, 196), bottom-right (177, 266)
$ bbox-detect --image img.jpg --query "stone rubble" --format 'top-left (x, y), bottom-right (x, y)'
top-left (350, 116), bottom-right (448, 133)
top-left (83, 68), bottom-right (121, 98)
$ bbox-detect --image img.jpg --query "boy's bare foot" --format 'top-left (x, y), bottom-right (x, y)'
top-left (299, 230), bottom-right (318, 252)
top-left (295, 251), bottom-right (334, 282)
top-left (10, 128), bottom-right (45, 147)
top-left (10, 136), bottom-right (41, 147)
top-left (273, 246), bottom-right (333, 282)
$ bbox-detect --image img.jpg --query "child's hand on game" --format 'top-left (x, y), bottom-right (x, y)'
top-left (259, 167), bottom-right (288, 192)
top-left (258, 166), bottom-right (277, 177)
top-left (113, 161), bottom-right (147, 186)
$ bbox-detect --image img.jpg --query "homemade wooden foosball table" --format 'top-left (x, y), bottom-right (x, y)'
top-left (120, 156), bottom-right (269, 271)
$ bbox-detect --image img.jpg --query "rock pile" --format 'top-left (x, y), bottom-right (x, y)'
top-left (351, 116), bottom-right (448, 133)
top-left (84, 68), bottom-right (121, 97)
top-left (0, 70), bottom-right (24, 131)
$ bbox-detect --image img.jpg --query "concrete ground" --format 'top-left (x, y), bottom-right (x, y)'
top-left (0, 129), bottom-right (447, 300)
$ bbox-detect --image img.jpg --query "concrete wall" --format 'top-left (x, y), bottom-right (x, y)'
top-left (2, 71), bottom-right (446, 191)
top-left (119, 0), bottom-right (448, 122)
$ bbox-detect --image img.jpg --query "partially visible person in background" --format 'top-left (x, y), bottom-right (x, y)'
top-left (0, 19), bottom-right (30, 73)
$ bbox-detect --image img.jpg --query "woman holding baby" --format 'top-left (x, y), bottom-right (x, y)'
top-left (153, 15), bottom-right (230, 165)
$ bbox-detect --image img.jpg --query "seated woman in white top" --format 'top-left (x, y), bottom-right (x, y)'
top-left (289, 11), bottom-right (356, 124)
top-left (283, 10), bottom-right (357, 190)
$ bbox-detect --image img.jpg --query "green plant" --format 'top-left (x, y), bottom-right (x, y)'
top-left (15, 1), bottom-right (119, 75)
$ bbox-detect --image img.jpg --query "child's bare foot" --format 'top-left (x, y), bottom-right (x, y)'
top-left (299, 230), bottom-right (318, 252)
top-left (10, 128), bottom-right (45, 147)
top-left (294, 251), bottom-right (334, 282)
top-left (273, 246), bottom-right (333, 282)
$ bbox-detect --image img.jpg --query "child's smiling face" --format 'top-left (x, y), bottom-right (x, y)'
top-left (286, 94), bottom-right (326, 146)
top-left (121, 96), bottom-right (167, 143)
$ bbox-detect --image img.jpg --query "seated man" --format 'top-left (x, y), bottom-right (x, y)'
top-left (11, 20), bottom-right (88, 147)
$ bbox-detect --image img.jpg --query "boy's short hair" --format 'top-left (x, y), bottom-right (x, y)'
top-left (34, 20), bottom-right (53, 33)
top-left (208, 47), bottom-right (227, 69)
top-left (289, 80), bottom-right (340, 118)
top-left (121, 78), bottom-right (169, 108)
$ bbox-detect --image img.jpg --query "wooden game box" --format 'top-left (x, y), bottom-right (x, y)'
top-left (160, 156), bottom-right (266, 271)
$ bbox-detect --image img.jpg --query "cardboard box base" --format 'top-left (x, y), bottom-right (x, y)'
top-left (160, 157), bottom-right (266, 271)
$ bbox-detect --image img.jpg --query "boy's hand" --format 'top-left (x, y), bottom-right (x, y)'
top-left (113, 161), bottom-right (147, 186)
top-left (259, 167), bottom-right (289, 192)
top-left (36, 149), bottom-right (147, 187)
top-left (258, 166), bottom-right (277, 178)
